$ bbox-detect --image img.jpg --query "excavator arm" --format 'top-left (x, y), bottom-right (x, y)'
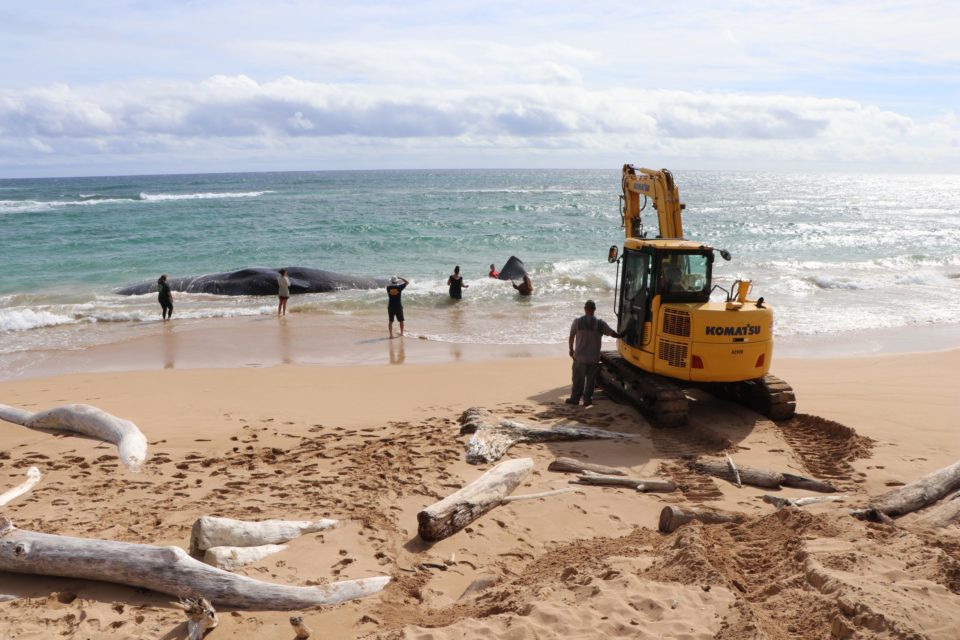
top-left (622, 164), bottom-right (684, 239)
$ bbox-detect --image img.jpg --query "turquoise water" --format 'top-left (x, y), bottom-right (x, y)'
top-left (2, 169), bottom-right (960, 358)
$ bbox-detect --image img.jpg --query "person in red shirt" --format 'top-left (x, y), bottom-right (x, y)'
top-left (488, 263), bottom-right (499, 278)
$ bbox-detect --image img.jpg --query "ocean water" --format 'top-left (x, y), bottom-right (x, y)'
top-left (2, 169), bottom-right (960, 368)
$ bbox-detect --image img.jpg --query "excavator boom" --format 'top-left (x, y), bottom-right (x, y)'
top-left (622, 165), bottom-right (684, 239)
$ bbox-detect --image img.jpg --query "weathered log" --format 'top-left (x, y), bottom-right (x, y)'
top-left (690, 459), bottom-right (784, 489)
top-left (780, 472), bottom-right (838, 493)
top-left (762, 494), bottom-right (846, 509)
top-left (547, 457), bottom-right (626, 476)
top-left (0, 467), bottom-right (41, 508)
top-left (0, 518), bottom-right (389, 610)
top-left (417, 457), bottom-right (533, 541)
top-left (0, 403), bottom-right (148, 473)
top-left (856, 458), bottom-right (960, 519)
top-left (911, 491), bottom-right (960, 529)
top-left (203, 544), bottom-right (287, 570)
top-left (290, 616), bottom-right (313, 639)
top-left (459, 407), bottom-right (634, 464)
top-left (658, 505), bottom-right (745, 533)
top-left (571, 471), bottom-right (677, 493)
top-left (173, 596), bottom-right (218, 640)
top-left (190, 516), bottom-right (339, 555)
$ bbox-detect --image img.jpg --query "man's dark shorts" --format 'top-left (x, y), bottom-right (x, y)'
top-left (389, 307), bottom-right (404, 322)
top-left (160, 300), bottom-right (173, 311)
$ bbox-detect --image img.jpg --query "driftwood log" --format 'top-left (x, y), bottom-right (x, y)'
top-left (0, 467), bottom-right (41, 508)
top-left (204, 544), bottom-right (287, 570)
top-left (190, 516), bottom-right (339, 555)
top-left (173, 596), bottom-right (218, 640)
top-left (0, 518), bottom-right (389, 610)
top-left (853, 458), bottom-right (960, 520)
top-left (571, 471), bottom-right (677, 493)
top-left (658, 505), bottom-right (745, 533)
top-left (0, 403), bottom-right (148, 473)
top-left (912, 491), bottom-right (960, 529)
top-left (780, 473), bottom-right (838, 493)
top-left (548, 457), bottom-right (625, 476)
top-left (691, 459), bottom-right (783, 489)
top-left (460, 407), bottom-right (634, 464)
top-left (417, 457), bottom-right (532, 541)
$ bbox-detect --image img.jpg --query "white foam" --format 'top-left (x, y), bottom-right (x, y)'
top-left (138, 191), bottom-right (274, 201)
top-left (0, 198), bottom-right (133, 213)
top-left (0, 309), bottom-right (78, 332)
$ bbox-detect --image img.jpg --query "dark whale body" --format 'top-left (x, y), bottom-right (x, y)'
top-left (496, 256), bottom-right (528, 281)
top-left (117, 267), bottom-right (390, 296)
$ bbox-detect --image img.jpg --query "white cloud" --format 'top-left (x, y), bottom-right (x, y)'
top-left (0, 74), bottom-right (956, 175)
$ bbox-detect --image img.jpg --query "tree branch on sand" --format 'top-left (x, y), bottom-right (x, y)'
top-left (0, 518), bottom-right (389, 610)
top-left (547, 457), bottom-right (625, 476)
top-left (417, 458), bottom-right (533, 541)
top-left (0, 467), bottom-right (41, 508)
top-left (658, 505), bottom-right (745, 533)
top-left (852, 458), bottom-right (960, 522)
top-left (189, 516), bottom-right (339, 556)
top-left (459, 407), bottom-right (634, 464)
top-left (690, 457), bottom-right (837, 492)
top-left (571, 470), bottom-right (677, 493)
top-left (0, 403), bottom-right (148, 473)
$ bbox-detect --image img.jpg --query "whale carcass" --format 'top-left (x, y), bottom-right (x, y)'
top-left (117, 267), bottom-right (389, 296)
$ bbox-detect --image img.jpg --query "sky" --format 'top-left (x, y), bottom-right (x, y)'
top-left (0, 0), bottom-right (957, 177)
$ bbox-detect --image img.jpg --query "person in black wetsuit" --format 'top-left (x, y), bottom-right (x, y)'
top-left (447, 265), bottom-right (468, 300)
top-left (157, 274), bottom-right (173, 320)
top-left (387, 276), bottom-right (409, 337)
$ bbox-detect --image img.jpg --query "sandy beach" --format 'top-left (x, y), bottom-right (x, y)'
top-left (1, 332), bottom-right (959, 639)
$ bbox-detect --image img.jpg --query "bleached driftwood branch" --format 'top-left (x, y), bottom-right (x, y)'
top-left (417, 457), bottom-right (533, 541)
top-left (547, 457), bottom-right (625, 476)
top-left (459, 407), bottom-right (634, 464)
top-left (761, 494), bottom-right (846, 509)
top-left (0, 404), bottom-right (148, 473)
top-left (658, 505), bottom-right (745, 533)
top-left (190, 516), bottom-right (339, 555)
top-left (0, 467), bottom-right (41, 508)
top-left (911, 491), bottom-right (960, 529)
top-left (725, 454), bottom-right (742, 488)
top-left (173, 596), bottom-right (218, 640)
top-left (500, 487), bottom-right (575, 503)
top-left (852, 458), bottom-right (960, 521)
top-left (571, 470), bottom-right (677, 493)
top-left (0, 518), bottom-right (389, 610)
top-left (204, 544), bottom-right (287, 570)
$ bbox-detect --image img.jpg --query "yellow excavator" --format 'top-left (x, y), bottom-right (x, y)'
top-left (598, 165), bottom-right (796, 426)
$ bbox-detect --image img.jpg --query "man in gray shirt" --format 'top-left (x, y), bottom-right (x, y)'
top-left (567, 300), bottom-right (619, 406)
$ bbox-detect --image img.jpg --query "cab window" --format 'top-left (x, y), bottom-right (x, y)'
top-left (658, 253), bottom-right (710, 301)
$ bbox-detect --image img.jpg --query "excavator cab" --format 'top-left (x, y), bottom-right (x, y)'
top-left (616, 247), bottom-right (713, 348)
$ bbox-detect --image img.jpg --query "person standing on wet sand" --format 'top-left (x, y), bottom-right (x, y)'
top-left (157, 274), bottom-right (173, 320)
top-left (447, 265), bottom-right (468, 300)
top-left (387, 276), bottom-right (409, 337)
top-left (277, 268), bottom-right (291, 316)
top-left (567, 300), bottom-right (619, 406)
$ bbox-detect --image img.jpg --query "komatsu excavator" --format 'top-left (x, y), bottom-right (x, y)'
top-left (598, 165), bottom-right (796, 426)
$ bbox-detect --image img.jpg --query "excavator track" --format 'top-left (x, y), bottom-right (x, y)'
top-left (598, 352), bottom-right (688, 427)
top-left (600, 352), bottom-right (796, 424)
top-left (704, 374), bottom-right (797, 421)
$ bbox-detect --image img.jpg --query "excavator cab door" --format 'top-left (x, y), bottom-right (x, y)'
top-left (617, 250), bottom-right (651, 347)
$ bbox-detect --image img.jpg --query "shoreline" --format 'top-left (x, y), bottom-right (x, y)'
top-left (3, 309), bottom-right (960, 382)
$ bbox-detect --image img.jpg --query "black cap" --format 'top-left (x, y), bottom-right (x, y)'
top-left (585, 300), bottom-right (596, 309)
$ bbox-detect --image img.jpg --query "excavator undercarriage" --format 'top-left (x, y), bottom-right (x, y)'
top-left (598, 352), bottom-right (796, 427)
